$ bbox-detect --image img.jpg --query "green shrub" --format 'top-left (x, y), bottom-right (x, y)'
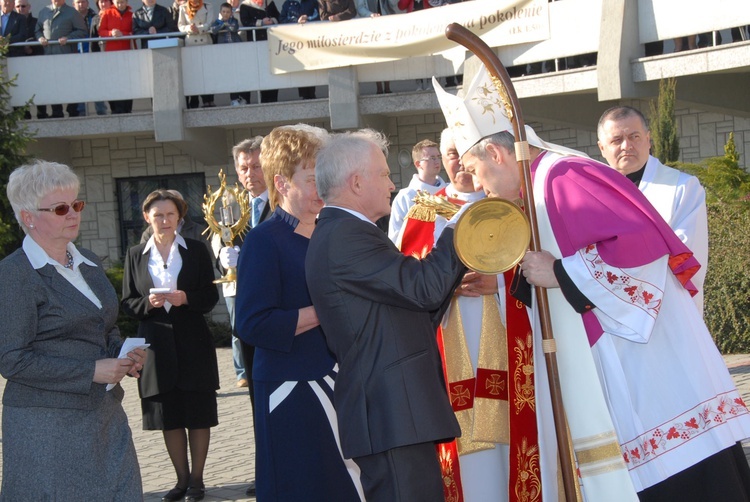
top-left (0, 40), bottom-right (34, 260)
top-left (672, 139), bottom-right (750, 353)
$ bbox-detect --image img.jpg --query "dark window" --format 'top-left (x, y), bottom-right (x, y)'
top-left (115, 173), bottom-right (206, 257)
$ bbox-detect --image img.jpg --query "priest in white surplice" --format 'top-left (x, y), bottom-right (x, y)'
top-left (597, 106), bottom-right (708, 315)
top-left (434, 67), bottom-right (750, 502)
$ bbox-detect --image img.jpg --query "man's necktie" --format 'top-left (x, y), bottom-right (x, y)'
top-left (251, 197), bottom-right (262, 227)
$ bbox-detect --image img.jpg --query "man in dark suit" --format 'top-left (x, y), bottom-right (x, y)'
top-left (306, 129), bottom-right (466, 502)
top-left (14, 0), bottom-right (40, 55)
top-left (212, 135), bottom-right (268, 497)
top-left (132, 0), bottom-right (174, 48)
top-left (2, 0), bottom-right (27, 56)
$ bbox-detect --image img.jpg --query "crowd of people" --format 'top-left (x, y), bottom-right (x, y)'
top-left (1, 44), bottom-right (749, 502)
top-left (5, 0), bottom-right (747, 114)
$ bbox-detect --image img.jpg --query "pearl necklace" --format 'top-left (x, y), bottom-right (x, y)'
top-left (64, 251), bottom-right (74, 269)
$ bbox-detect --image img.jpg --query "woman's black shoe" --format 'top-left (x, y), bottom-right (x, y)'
top-left (184, 484), bottom-right (206, 502)
top-left (161, 485), bottom-right (188, 501)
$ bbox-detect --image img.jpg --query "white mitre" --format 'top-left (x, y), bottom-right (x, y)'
top-left (433, 65), bottom-right (589, 159)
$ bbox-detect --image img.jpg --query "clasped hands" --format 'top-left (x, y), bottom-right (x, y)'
top-left (149, 290), bottom-right (187, 309)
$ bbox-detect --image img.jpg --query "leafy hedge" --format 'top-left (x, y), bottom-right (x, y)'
top-left (105, 265), bottom-right (232, 347)
top-left (674, 135), bottom-right (750, 353)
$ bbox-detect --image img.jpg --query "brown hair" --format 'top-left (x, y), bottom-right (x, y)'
top-left (142, 189), bottom-right (188, 219)
top-left (260, 128), bottom-right (321, 209)
top-left (411, 138), bottom-right (439, 163)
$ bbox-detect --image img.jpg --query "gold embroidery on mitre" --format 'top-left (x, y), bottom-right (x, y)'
top-left (489, 74), bottom-right (513, 122)
top-left (438, 444), bottom-right (461, 502)
top-left (472, 295), bottom-right (508, 445)
top-left (515, 437), bottom-right (542, 502)
top-left (471, 79), bottom-right (512, 129)
top-left (513, 333), bottom-right (536, 415)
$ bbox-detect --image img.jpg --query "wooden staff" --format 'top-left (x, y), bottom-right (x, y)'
top-left (444, 23), bottom-right (578, 501)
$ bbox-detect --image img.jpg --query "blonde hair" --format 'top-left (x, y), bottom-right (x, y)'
top-left (411, 138), bottom-right (438, 163)
top-left (260, 128), bottom-right (321, 209)
top-left (7, 160), bottom-right (80, 233)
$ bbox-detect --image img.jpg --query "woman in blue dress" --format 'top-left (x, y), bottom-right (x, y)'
top-left (235, 126), bottom-right (364, 502)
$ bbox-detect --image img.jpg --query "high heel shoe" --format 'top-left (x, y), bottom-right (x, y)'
top-left (161, 485), bottom-right (188, 501)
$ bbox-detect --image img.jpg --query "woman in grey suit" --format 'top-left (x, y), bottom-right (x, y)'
top-left (0, 161), bottom-right (146, 501)
top-left (121, 189), bottom-right (219, 502)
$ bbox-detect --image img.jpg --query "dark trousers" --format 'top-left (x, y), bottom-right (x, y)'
top-left (186, 95), bottom-right (215, 109)
top-left (38, 103), bottom-right (80, 118)
top-left (638, 442), bottom-right (750, 502)
top-left (354, 442), bottom-right (443, 502)
top-left (298, 86), bottom-right (316, 100)
top-left (260, 89), bottom-right (278, 103)
top-left (109, 99), bottom-right (133, 114)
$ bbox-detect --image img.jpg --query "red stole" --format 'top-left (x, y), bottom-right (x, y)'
top-left (398, 191), bottom-right (542, 501)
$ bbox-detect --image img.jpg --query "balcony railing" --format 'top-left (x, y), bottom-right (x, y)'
top-left (4, 0), bottom-right (748, 117)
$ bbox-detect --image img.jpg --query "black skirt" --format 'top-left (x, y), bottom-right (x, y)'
top-left (638, 442), bottom-right (750, 502)
top-left (141, 388), bottom-right (218, 430)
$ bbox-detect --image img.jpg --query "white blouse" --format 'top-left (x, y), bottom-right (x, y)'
top-left (143, 234), bottom-right (187, 312)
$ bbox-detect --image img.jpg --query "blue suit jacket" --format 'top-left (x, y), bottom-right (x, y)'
top-left (3, 11), bottom-right (28, 57)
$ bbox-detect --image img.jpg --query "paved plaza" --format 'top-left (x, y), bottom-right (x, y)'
top-left (1, 348), bottom-right (750, 501)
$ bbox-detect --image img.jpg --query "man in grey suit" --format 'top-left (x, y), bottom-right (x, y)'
top-left (35, 0), bottom-right (87, 117)
top-left (306, 130), bottom-right (466, 502)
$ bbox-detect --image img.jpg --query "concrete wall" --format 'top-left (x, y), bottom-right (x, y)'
top-left (64, 103), bottom-right (748, 266)
top-left (57, 103), bottom-right (748, 325)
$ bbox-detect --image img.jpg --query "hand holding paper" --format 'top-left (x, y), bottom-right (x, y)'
top-left (106, 338), bottom-right (150, 391)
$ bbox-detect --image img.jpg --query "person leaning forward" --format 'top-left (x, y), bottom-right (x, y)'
top-left (435, 66), bottom-right (750, 502)
top-left (305, 129), bottom-right (466, 502)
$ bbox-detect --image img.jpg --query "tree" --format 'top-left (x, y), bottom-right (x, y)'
top-left (677, 134), bottom-right (750, 353)
top-left (0, 39), bottom-right (35, 259)
top-left (724, 131), bottom-right (740, 165)
top-left (649, 78), bottom-right (680, 164)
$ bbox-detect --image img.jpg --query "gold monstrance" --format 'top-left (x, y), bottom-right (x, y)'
top-left (202, 169), bottom-right (251, 284)
top-left (412, 190), bottom-right (530, 274)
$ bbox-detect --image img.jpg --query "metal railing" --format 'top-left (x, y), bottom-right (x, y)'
top-left (9, 25), bottom-right (270, 49)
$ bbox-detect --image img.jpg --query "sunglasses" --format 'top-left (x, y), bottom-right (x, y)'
top-left (37, 200), bottom-right (86, 216)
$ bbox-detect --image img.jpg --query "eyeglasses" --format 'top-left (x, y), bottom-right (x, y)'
top-left (16, 4), bottom-right (29, 8)
top-left (419, 155), bottom-right (442, 163)
top-left (37, 200), bottom-right (86, 216)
